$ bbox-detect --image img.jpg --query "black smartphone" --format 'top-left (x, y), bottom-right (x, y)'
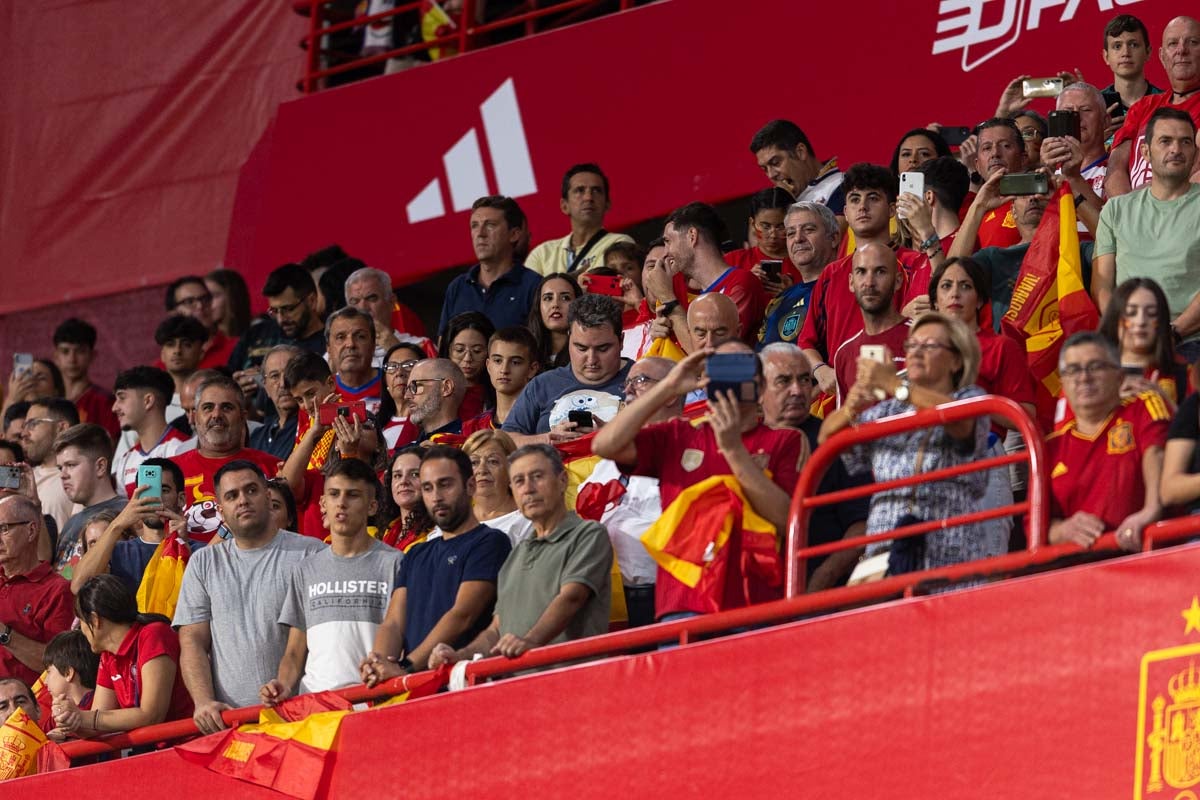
top-left (1047, 109), bottom-right (1081, 140)
top-left (705, 352), bottom-right (758, 403)
top-left (940, 126), bottom-right (972, 146)
top-left (997, 172), bottom-right (1049, 196)
top-left (568, 409), bottom-right (595, 431)
top-left (760, 260), bottom-right (783, 279)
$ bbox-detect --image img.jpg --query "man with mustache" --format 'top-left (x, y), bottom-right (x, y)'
top-left (168, 375), bottom-right (278, 543)
top-left (759, 343), bottom-right (868, 591)
top-left (360, 446), bottom-right (510, 680)
top-left (1095, 108), bottom-right (1200, 359)
top-left (757, 202), bottom-right (841, 349)
top-left (1106, 16), bottom-right (1200, 195)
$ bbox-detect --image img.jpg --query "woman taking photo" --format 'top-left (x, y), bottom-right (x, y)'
top-left (52, 574), bottom-right (193, 736)
top-left (821, 312), bottom-right (1004, 576)
top-left (461, 430), bottom-right (533, 547)
top-left (380, 445), bottom-right (435, 552)
top-left (1098, 277), bottom-right (1189, 410)
top-left (378, 342), bottom-right (427, 453)
top-left (439, 312), bottom-right (495, 421)
top-left (529, 272), bottom-right (581, 369)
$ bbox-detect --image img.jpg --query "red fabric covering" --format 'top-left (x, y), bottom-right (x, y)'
top-left (75, 384), bottom-right (120, 440)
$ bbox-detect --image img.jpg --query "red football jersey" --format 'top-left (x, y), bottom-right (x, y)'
top-left (977, 201), bottom-right (1021, 250)
top-left (830, 322), bottom-right (910, 407)
top-left (172, 447), bottom-right (280, 542)
top-left (1113, 93), bottom-right (1200, 190)
top-left (1045, 392), bottom-right (1169, 530)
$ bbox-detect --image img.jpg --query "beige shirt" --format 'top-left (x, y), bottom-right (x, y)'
top-left (524, 231), bottom-right (634, 276)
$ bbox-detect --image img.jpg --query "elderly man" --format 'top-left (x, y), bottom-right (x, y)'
top-left (175, 461), bottom-right (322, 733)
top-left (760, 344), bottom-right (868, 591)
top-left (345, 266), bottom-right (431, 366)
top-left (407, 359), bottom-right (468, 442)
top-left (248, 345), bottom-right (302, 460)
top-left (969, 118), bottom-right (1029, 249)
top-left (502, 294), bottom-right (632, 442)
top-left (593, 341), bottom-right (809, 618)
top-left (1106, 15), bottom-right (1200, 195)
top-left (759, 202), bottom-right (841, 348)
top-left (1040, 82), bottom-right (1110, 232)
top-left (325, 307), bottom-right (382, 414)
top-left (1045, 332), bottom-right (1167, 551)
top-left (430, 444), bottom-right (613, 664)
top-left (169, 375), bottom-right (279, 543)
top-left (0, 495), bottom-right (75, 685)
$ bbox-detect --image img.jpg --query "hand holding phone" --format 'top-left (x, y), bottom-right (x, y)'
top-left (585, 274), bottom-right (624, 298)
top-left (318, 400), bottom-right (368, 427)
top-left (705, 352), bottom-right (758, 403)
top-left (136, 464), bottom-right (163, 500)
top-left (1022, 77), bottom-right (1063, 98)
top-left (997, 172), bottom-right (1050, 196)
top-left (567, 409), bottom-right (595, 431)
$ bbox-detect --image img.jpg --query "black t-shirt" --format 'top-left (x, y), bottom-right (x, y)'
top-left (1167, 392), bottom-right (1200, 513)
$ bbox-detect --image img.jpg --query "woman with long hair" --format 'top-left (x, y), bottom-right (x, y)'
top-left (439, 312), bottom-right (496, 421)
top-left (378, 342), bottom-right (427, 453)
top-left (379, 446), bottom-right (435, 552)
top-left (888, 127), bottom-right (952, 177)
top-left (52, 574), bottom-right (193, 736)
top-left (461, 430), bottom-right (533, 546)
top-left (528, 272), bottom-right (581, 370)
top-left (1098, 277), bottom-right (1189, 410)
top-left (205, 268), bottom-right (253, 338)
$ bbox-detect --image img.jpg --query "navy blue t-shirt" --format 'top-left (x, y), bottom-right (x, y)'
top-left (397, 524), bottom-right (512, 653)
top-left (110, 536), bottom-right (200, 594)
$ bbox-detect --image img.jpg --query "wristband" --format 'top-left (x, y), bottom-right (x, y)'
top-left (658, 300), bottom-right (680, 317)
top-left (918, 233), bottom-right (941, 253)
top-left (1074, 193), bottom-right (1087, 208)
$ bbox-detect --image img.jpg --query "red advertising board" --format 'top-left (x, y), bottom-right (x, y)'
top-left (225, 0), bottom-right (1182, 299)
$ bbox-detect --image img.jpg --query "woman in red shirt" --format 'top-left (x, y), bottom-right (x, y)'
top-left (52, 575), bottom-right (193, 736)
top-left (1098, 277), bottom-right (1190, 411)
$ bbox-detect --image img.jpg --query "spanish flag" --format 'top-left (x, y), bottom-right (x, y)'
top-left (640, 474), bottom-right (780, 613)
top-left (1001, 185), bottom-right (1098, 430)
top-left (136, 533), bottom-right (191, 619)
top-left (0, 707), bottom-right (68, 780)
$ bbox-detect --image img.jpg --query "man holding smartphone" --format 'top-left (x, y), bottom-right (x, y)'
top-left (1040, 82), bottom-right (1110, 235)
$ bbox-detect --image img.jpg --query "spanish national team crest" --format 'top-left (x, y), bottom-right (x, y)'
top-left (680, 449), bottom-right (704, 472)
top-left (1108, 420), bottom-right (1135, 455)
top-left (1135, 598), bottom-right (1200, 798)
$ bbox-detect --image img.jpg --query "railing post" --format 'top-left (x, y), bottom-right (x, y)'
top-left (459, 0), bottom-right (473, 53)
top-left (303, 0), bottom-right (323, 93)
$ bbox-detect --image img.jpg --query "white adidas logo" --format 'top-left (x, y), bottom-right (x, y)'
top-left (406, 78), bottom-right (538, 224)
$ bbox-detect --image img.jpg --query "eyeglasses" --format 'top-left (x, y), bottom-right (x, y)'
top-left (0, 519), bottom-right (36, 536)
top-left (383, 359), bottom-right (420, 375)
top-left (406, 379), bottom-right (442, 395)
top-left (175, 293), bottom-right (213, 308)
top-left (267, 298), bottom-right (307, 317)
top-left (903, 340), bottom-right (956, 354)
top-left (1019, 128), bottom-right (1043, 140)
top-left (623, 374), bottom-right (660, 393)
top-left (22, 418), bottom-right (57, 429)
top-left (754, 221), bottom-right (787, 235)
top-left (1060, 361), bottom-right (1120, 380)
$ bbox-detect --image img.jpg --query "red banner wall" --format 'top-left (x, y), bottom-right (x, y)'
top-left (224, 0), bottom-right (1181, 299)
top-left (16, 545), bottom-right (1200, 796)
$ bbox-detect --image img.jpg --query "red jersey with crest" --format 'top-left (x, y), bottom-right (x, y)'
top-left (1044, 392), bottom-right (1169, 530)
top-left (628, 417), bottom-right (808, 617)
top-left (171, 447), bottom-right (280, 543)
top-left (977, 201), bottom-right (1021, 249)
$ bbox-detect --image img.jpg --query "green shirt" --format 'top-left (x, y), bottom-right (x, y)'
top-left (494, 512), bottom-right (612, 644)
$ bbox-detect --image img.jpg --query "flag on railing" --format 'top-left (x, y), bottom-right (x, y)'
top-left (0, 707), bottom-right (68, 780)
top-left (1001, 184), bottom-right (1099, 429)
top-left (640, 474), bottom-right (779, 613)
top-left (136, 533), bottom-right (191, 619)
top-left (176, 669), bottom-right (449, 799)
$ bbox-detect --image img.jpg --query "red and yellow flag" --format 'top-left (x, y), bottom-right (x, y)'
top-left (0, 707), bottom-right (55, 780)
top-left (1001, 185), bottom-right (1099, 430)
top-left (136, 533), bottom-right (191, 619)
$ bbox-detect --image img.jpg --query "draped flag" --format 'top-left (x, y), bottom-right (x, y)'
top-left (1001, 185), bottom-right (1099, 430)
top-left (421, 0), bottom-right (458, 61)
top-left (136, 534), bottom-right (191, 618)
top-left (640, 474), bottom-right (779, 613)
top-left (0, 707), bottom-right (67, 780)
top-left (177, 670), bottom-right (449, 799)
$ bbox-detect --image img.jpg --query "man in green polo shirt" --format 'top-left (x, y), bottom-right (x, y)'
top-left (429, 444), bottom-right (612, 665)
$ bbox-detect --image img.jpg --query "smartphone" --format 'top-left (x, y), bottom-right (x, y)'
top-left (939, 126), bottom-right (972, 147)
top-left (1022, 77), bottom-right (1063, 98)
top-left (1047, 109), bottom-right (1081, 140)
top-left (586, 275), bottom-right (623, 298)
top-left (898, 172), bottom-right (925, 219)
top-left (0, 465), bottom-right (21, 491)
top-left (860, 344), bottom-right (886, 363)
top-left (705, 352), bottom-right (758, 403)
top-left (568, 409), bottom-right (595, 431)
top-left (318, 400), bottom-right (368, 426)
top-left (12, 353), bottom-right (32, 378)
top-left (997, 172), bottom-right (1050, 196)
top-left (759, 260), bottom-right (783, 279)
top-left (136, 464), bottom-right (163, 500)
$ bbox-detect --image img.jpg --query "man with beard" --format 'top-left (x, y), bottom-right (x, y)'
top-left (361, 446), bottom-right (511, 680)
top-left (168, 375), bottom-right (278, 543)
top-left (830, 243), bottom-right (910, 406)
top-left (175, 461), bottom-right (322, 733)
top-left (110, 366), bottom-right (190, 497)
top-left (406, 359), bottom-right (467, 442)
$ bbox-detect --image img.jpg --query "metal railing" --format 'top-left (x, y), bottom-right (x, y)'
top-left (299, 0), bottom-right (640, 92)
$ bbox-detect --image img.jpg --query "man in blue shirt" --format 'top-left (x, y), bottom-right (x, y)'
top-left (438, 195), bottom-right (541, 342)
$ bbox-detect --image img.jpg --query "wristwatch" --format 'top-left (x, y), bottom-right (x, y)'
top-left (658, 300), bottom-right (681, 317)
top-left (894, 379), bottom-right (912, 403)
top-left (0, 623), bottom-right (11, 646)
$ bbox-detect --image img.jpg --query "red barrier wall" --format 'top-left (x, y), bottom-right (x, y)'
top-left (224, 0), bottom-right (1182, 297)
top-left (16, 544), bottom-right (1200, 797)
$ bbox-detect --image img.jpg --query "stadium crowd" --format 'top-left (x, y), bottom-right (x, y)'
top-left (0, 11), bottom-right (1198, 755)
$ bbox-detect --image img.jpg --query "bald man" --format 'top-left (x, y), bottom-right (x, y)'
top-left (829, 243), bottom-right (909, 406)
top-left (686, 292), bottom-right (741, 353)
top-left (408, 358), bottom-right (468, 441)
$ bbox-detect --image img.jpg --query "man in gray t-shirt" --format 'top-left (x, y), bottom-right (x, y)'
top-left (261, 459), bottom-right (402, 705)
top-left (174, 461), bottom-right (322, 734)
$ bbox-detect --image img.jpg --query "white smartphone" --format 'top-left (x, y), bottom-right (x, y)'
top-left (860, 344), bottom-right (886, 363)
top-left (898, 172), bottom-right (924, 219)
top-left (12, 353), bottom-right (32, 378)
